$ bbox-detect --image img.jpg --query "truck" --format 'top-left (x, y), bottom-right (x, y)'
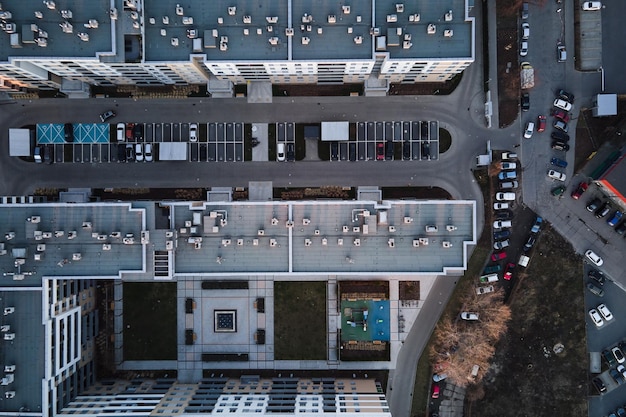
top-left (521, 62), bottom-right (534, 89)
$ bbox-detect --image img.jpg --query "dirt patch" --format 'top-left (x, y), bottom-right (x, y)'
top-left (399, 281), bottom-right (420, 301)
top-left (496, 0), bottom-right (524, 128)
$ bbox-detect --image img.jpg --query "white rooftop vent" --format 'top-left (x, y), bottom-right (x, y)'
top-left (102, 244), bottom-right (111, 251)
top-left (327, 15), bottom-right (336, 23)
top-left (44, 1), bottom-right (56, 10)
top-left (60, 9), bottom-right (72, 19)
top-left (5, 391), bottom-right (15, 399)
top-left (286, 220), bottom-right (294, 228)
top-left (353, 238), bottom-right (361, 246)
top-left (253, 239), bottom-right (259, 246)
top-left (35, 11), bottom-right (43, 19)
top-left (5, 232), bottom-right (15, 240)
top-left (86, 19), bottom-right (99, 28)
top-left (343, 225), bottom-right (349, 232)
top-left (403, 40), bottom-right (412, 49)
top-left (389, 226), bottom-right (396, 232)
top-left (370, 27), bottom-right (380, 35)
top-left (442, 241), bottom-right (452, 248)
top-left (38, 29), bottom-right (48, 38)
top-left (425, 225), bottom-right (438, 233)
top-left (60, 21), bottom-right (73, 33)
top-left (446, 225), bottom-right (457, 231)
top-left (269, 239), bottom-right (277, 247)
top-left (303, 218), bottom-right (311, 225)
top-left (343, 5), bottom-right (351, 14)
top-left (228, 6), bottom-right (236, 16)
top-left (347, 26), bottom-right (353, 33)
top-left (243, 15), bottom-right (251, 24)
top-left (72, 253), bottom-right (81, 261)
top-left (304, 239), bottom-right (312, 246)
top-left (187, 29), bottom-right (197, 38)
top-left (321, 238), bottom-right (328, 245)
top-left (409, 13), bottom-right (420, 22)
top-left (256, 27), bottom-right (262, 35)
top-left (148, 17), bottom-right (155, 24)
top-left (337, 238), bottom-right (343, 246)
top-left (160, 28), bottom-right (166, 36)
top-left (314, 229), bottom-right (320, 235)
top-left (285, 27), bottom-right (294, 36)
top-left (356, 15), bottom-right (362, 22)
top-left (182, 16), bottom-right (193, 25)
top-left (317, 27), bottom-right (323, 34)
top-left (220, 35), bottom-right (228, 43)
top-left (221, 239), bottom-right (231, 246)
top-left (237, 239), bottom-right (243, 246)
top-left (353, 36), bottom-right (362, 44)
top-left (170, 37), bottom-right (178, 46)
top-left (302, 13), bottom-right (313, 23)
top-left (404, 216), bottom-right (413, 224)
top-left (219, 41), bottom-right (228, 50)
top-left (396, 3), bottom-right (405, 13)
top-left (176, 4), bottom-right (183, 16)
top-left (388, 238), bottom-right (395, 247)
top-left (271, 218), bottom-right (279, 225)
top-left (386, 14), bottom-right (397, 22)
top-left (162, 16), bottom-right (169, 24)
top-left (243, 28), bottom-right (249, 35)
top-left (130, 11), bottom-right (138, 20)
top-left (217, 17), bottom-right (223, 24)
top-left (110, 8), bottom-right (118, 20)
top-left (444, 29), bottom-right (453, 37)
top-left (266, 16), bottom-right (278, 24)
top-left (68, 231), bottom-right (77, 239)
top-left (3, 308), bottom-right (14, 316)
top-left (412, 239), bottom-right (420, 247)
top-left (445, 10), bottom-right (453, 21)
top-left (266, 25), bottom-right (273, 32)
top-left (258, 229), bottom-right (265, 236)
top-left (404, 33), bottom-right (411, 41)
top-left (427, 24), bottom-right (436, 34)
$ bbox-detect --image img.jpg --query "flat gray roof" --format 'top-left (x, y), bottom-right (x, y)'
top-left (0, 0), bottom-right (112, 60)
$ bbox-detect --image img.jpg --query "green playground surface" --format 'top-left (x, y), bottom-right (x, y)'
top-left (340, 300), bottom-right (390, 342)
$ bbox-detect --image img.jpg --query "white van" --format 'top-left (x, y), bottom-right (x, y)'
top-left (116, 123), bottom-right (125, 142)
top-left (518, 254), bottom-right (530, 268)
top-left (479, 273), bottom-right (499, 283)
top-left (277, 143), bottom-right (285, 161)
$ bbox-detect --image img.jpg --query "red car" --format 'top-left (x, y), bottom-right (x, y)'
top-left (431, 384), bottom-right (440, 399)
top-left (503, 262), bottom-right (515, 280)
top-left (537, 115), bottom-right (546, 132)
top-left (125, 123), bottom-right (135, 141)
top-left (571, 182), bottom-right (588, 200)
top-left (491, 252), bottom-right (507, 262)
top-left (376, 143), bottom-right (385, 160)
top-left (553, 109), bottom-right (570, 123)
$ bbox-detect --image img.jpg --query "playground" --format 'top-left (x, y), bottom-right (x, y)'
top-left (341, 300), bottom-right (390, 342)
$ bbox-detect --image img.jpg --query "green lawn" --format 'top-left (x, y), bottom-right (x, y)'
top-left (123, 282), bottom-right (177, 360)
top-left (274, 281), bottom-right (327, 360)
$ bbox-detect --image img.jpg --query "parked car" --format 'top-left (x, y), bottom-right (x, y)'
top-left (421, 141), bottom-right (430, 159)
top-left (144, 143), bottom-right (153, 162)
top-left (461, 312), bottom-right (479, 321)
top-left (551, 185), bottom-right (566, 197)
top-left (551, 130), bottom-right (569, 142)
top-left (521, 2), bottom-right (529, 19)
top-left (586, 282), bottom-right (604, 297)
top-left (592, 377), bottom-right (607, 394)
top-left (586, 198), bottom-right (602, 212)
top-left (589, 269), bottom-right (605, 286)
top-left (520, 41), bottom-right (528, 57)
top-left (501, 162), bottom-right (517, 170)
top-left (117, 144), bottom-right (127, 162)
top-left (500, 181), bottom-right (519, 189)
top-left (613, 346), bottom-right (626, 364)
top-left (551, 141), bottom-right (570, 151)
top-left (596, 202), bottom-right (611, 218)
top-left (476, 285), bottom-right (495, 295)
top-left (599, 304), bottom-right (614, 321)
top-left (607, 211), bottom-right (623, 227)
top-left (521, 93), bottom-right (530, 111)
top-left (530, 216), bottom-right (543, 234)
top-left (553, 109), bottom-right (570, 123)
top-left (571, 182), bottom-right (588, 200)
top-left (610, 369), bottom-right (625, 385)
top-left (585, 250), bottom-right (603, 266)
top-left (189, 123), bottom-right (198, 142)
top-left (521, 22), bottom-right (530, 39)
top-left (618, 364), bottom-right (626, 379)
top-left (431, 384), bottom-right (440, 399)
top-left (589, 308), bottom-right (604, 327)
top-left (557, 43), bottom-right (567, 62)
top-left (493, 220), bottom-right (512, 229)
top-left (286, 143), bottom-right (295, 162)
top-left (495, 210), bottom-right (513, 220)
top-left (550, 157), bottom-right (567, 168)
top-left (385, 141), bottom-right (394, 160)
top-left (491, 252), bottom-right (507, 262)
top-left (503, 262), bottom-right (515, 280)
top-left (494, 240), bottom-right (510, 250)
top-left (331, 142), bottom-right (339, 161)
top-left (432, 373), bottom-right (447, 382)
top-left (502, 152), bottom-right (518, 160)
top-left (126, 123), bottom-right (134, 140)
top-left (64, 123), bottom-right (74, 142)
top-left (402, 142), bottom-right (410, 160)
top-left (125, 144), bottom-right (134, 162)
top-left (557, 89), bottom-right (575, 103)
top-left (483, 264), bottom-right (502, 274)
top-left (493, 202), bottom-right (509, 210)
top-left (537, 115), bottom-right (546, 132)
top-left (99, 110), bottom-right (116, 122)
top-left (493, 230), bottom-right (511, 240)
top-left (496, 192), bottom-right (516, 201)
top-left (498, 171), bottom-right (517, 180)
top-left (553, 120), bottom-right (568, 133)
top-left (604, 349), bottom-right (617, 367)
top-left (135, 143), bottom-right (144, 162)
top-left (133, 123), bottom-right (143, 141)
top-left (553, 98), bottom-right (572, 111)
top-left (523, 121), bottom-right (534, 138)
top-left (582, 1), bottom-right (602, 11)
top-left (376, 142), bottom-right (385, 160)
top-left (116, 123), bottom-right (125, 142)
top-left (616, 220), bottom-right (626, 235)
top-left (547, 169), bottom-right (566, 181)
top-left (277, 143), bottom-right (286, 161)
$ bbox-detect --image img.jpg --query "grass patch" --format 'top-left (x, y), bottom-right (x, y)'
top-left (274, 281), bottom-right (327, 360)
top-left (123, 282), bottom-right (177, 361)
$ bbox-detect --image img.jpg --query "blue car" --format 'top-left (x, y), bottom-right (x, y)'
top-left (550, 157), bottom-right (567, 168)
top-left (608, 211), bottom-right (623, 227)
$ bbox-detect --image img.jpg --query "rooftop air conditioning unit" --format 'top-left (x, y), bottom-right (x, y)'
top-left (266, 16), bottom-right (278, 24)
top-left (445, 10), bottom-right (453, 21)
top-left (268, 36), bottom-right (278, 45)
top-left (285, 27), bottom-right (294, 36)
top-left (396, 4), bottom-right (405, 13)
top-left (409, 13), bottom-right (420, 22)
top-left (243, 15), bottom-right (251, 24)
top-left (444, 29), bottom-right (453, 37)
top-left (304, 239), bottom-right (312, 246)
top-left (427, 24), bottom-right (436, 34)
top-left (228, 6), bottom-right (236, 16)
top-left (270, 239), bottom-right (277, 247)
top-left (327, 15), bottom-right (336, 23)
top-left (258, 229), bottom-right (265, 236)
top-left (354, 35), bottom-right (363, 44)
top-left (286, 220), bottom-right (294, 228)
top-left (386, 14), bottom-right (397, 22)
top-left (342, 6), bottom-right (351, 14)
top-left (176, 4), bottom-right (183, 16)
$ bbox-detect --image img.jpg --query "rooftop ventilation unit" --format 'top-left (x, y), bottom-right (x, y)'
top-left (305, 239), bottom-right (312, 246)
top-left (303, 218), bottom-right (311, 225)
top-left (266, 16), bottom-right (278, 24)
top-left (408, 13), bottom-right (420, 22)
top-left (285, 27), bottom-right (294, 36)
top-left (60, 9), bottom-right (72, 19)
top-left (219, 41), bottom-right (227, 50)
top-left (302, 13), bottom-right (313, 23)
top-left (343, 6), bottom-right (351, 14)
top-left (110, 8), bottom-right (118, 20)
top-left (327, 15), bottom-right (336, 23)
top-left (442, 241), bottom-right (452, 248)
top-left (228, 6), bottom-right (236, 16)
top-left (78, 32), bottom-right (89, 41)
top-left (356, 15), bottom-right (362, 22)
top-left (317, 27), bottom-right (323, 34)
top-left (171, 37), bottom-right (178, 46)
top-left (270, 239), bottom-right (277, 247)
top-left (444, 29), bottom-right (453, 37)
top-left (427, 24), bottom-right (436, 34)
top-left (353, 36), bottom-right (362, 44)
top-left (162, 16), bottom-right (169, 24)
top-left (271, 218), bottom-right (279, 225)
top-left (176, 4), bottom-right (183, 16)
top-left (347, 26), bottom-right (353, 33)
top-left (243, 15), bottom-right (251, 24)
top-left (404, 217), bottom-right (413, 224)
top-left (445, 10), bottom-right (453, 21)
top-left (386, 14), bottom-right (397, 22)
top-left (396, 4), bottom-right (405, 13)
top-left (321, 238), bottom-right (328, 245)
top-left (258, 229), bottom-right (265, 236)
top-left (182, 16), bottom-right (193, 25)
top-left (268, 36), bottom-right (279, 45)
top-left (370, 27), bottom-right (380, 36)
top-left (353, 238), bottom-right (361, 246)
top-left (44, 1), bottom-right (56, 10)
top-left (130, 11), bottom-right (138, 20)
top-left (266, 25), bottom-right (273, 32)
top-left (60, 21), bottom-right (73, 33)
top-left (337, 238), bottom-right (343, 245)
top-left (217, 17), bottom-right (223, 24)
top-left (243, 28), bottom-right (249, 35)
top-left (388, 238), bottom-right (395, 248)
top-left (286, 220), bottom-right (294, 228)
top-left (403, 40), bottom-right (411, 49)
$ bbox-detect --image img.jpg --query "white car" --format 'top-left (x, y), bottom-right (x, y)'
top-left (585, 250), bottom-right (604, 266)
top-left (553, 99), bottom-right (572, 112)
top-left (135, 143), bottom-right (144, 162)
top-left (116, 123), bottom-right (125, 142)
top-left (461, 312), bottom-right (479, 321)
top-left (618, 364), bottom-right (626, 379)
top-left (502, 152), bottom-right (518, 160)
top-left (524, 122), bottom-right (534, 139)
top-left (521, 22), bottom-right (529, 40)
top-left (598, 304), bottom-right (613, 321)
top-left (589, 309), bottom-right (604, 327)
top-left (496, 192), bottom-right (516, 201)
top-left (476, 285), bottom-right (495, 295)
top-left (494, 239), bottom-right (510, 250)
top-left (501, 162), bottom-right (517, 170)
top-left (189, 123), bottom-right (198, 142)
top-left (520, 41), bottom-right (528, 57)
top-left (277, 142), bottom-right (286, 161)
top-left (144, 143), bottom-right (153, 162)
top-left (547, 169), bottom-right (566, 181)
top-left (582, 1), bottom-right (602, 10)
top-left (494, 202), bottom-right (509, 210)
top-left (493, 220), bottom-right (512, 229)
